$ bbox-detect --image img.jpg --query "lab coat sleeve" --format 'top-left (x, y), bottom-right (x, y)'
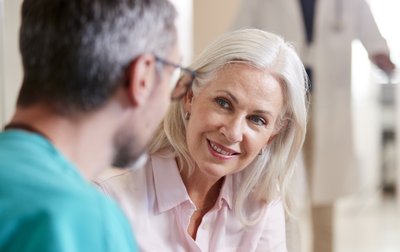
top-left (356, 0), bottom-right (390, 55)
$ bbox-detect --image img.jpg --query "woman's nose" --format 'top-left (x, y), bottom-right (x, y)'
top-left (219, 116), bottom-right (245, 143)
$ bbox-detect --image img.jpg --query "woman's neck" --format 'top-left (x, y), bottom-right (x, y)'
top-left (180, 167), bottom-right (225, 240)
top-left (181, 168), bottom-right (224, 211)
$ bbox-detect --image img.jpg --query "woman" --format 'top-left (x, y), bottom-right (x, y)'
top-left (96, 29), bottom-right (308, 251)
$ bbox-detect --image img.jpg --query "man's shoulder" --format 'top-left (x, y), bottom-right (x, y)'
top-left (0, 176), bottom-right (137, 252)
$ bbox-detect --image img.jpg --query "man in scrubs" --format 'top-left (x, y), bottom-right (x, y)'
top-left (0, 0), bottom-right (184, 251)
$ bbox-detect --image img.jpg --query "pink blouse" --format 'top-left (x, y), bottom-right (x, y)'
top-left (96, 154), bottom-right (287, 252)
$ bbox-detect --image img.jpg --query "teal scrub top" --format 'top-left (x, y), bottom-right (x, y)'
top-left (0, 130), bottom-right (138, 252)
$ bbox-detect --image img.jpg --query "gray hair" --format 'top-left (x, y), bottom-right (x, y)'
top-left (18, 0), bottom-right (177, 115)
top-left (150, 29), bottom-right (308, 225)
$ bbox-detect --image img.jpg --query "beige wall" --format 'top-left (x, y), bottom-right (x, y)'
top-left (0, 0), bottom-right (5, 126)
top-left (193, 0), bottom-right (241, 57)
top-left (1, 0), bottom-right (22, 126)
top-left (397, 79), bottom-right (400, 204)
top-left (170, 0), bottom-right (193, 64)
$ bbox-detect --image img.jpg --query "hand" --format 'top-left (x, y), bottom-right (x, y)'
top-left (371, 53), bottom-right (395, 75)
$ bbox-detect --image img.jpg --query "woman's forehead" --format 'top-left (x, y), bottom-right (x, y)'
top-left (198, 64), bottom-right (284, 115)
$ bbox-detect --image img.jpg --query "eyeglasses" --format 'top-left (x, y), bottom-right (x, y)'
top-left (155, 56), bottom-right (196, 100)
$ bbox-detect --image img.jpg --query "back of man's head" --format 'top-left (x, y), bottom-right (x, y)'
top-left (18, 0), bottom-right (177, 116)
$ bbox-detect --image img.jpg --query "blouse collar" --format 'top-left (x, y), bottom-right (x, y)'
top-left (151, 154), bottom-right (233, 213)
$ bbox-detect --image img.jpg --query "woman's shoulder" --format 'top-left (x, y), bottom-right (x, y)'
top-left (262, 198), bottom-right (285, 225)
top-left (95, 167), bottom-right (131, 183)
top-left (93, 152), bottom-right (177, 193)
top-left (93, 158), bottom-right (153, 196)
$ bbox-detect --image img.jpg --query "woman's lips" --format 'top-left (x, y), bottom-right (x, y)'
top-left (207, 139), bottom-right (240, 159)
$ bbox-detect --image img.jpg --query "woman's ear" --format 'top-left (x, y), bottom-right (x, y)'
top-left (183, 88), bottom-right (194, 113)
top-left (125, 53), bottom-right (157, 107)
top-left (267, 118), bottom-right (289, 144)
top-left (267, 133), bottom-right (278, 145)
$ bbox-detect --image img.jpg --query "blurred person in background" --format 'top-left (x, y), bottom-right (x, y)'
top-left (233, 0), bottom-right (395, 252)
top-left (0, 0), bottom-right (181, 251)
top-left (96, 29), bottom-right (308, 252)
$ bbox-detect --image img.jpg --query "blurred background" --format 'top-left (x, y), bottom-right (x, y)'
top-left (0, 0), bottom-right (399, 251)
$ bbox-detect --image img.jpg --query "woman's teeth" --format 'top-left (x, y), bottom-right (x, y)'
top-left (210, 141), bottom-right (233, 156)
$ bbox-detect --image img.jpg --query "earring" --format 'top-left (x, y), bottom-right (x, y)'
top-left (258, 148), bottom-right (264, 156)
top-left (184, 112), bottom-right (191, 120)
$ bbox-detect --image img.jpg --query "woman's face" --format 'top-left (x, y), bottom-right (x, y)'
top-left (184, 63), bottom-right (284, 181)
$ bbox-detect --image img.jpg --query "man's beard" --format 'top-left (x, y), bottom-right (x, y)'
top-left (112, 132), bottom-right (147, 169)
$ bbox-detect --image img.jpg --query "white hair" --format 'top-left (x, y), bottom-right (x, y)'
top-left (150, 29), bottom-right (308, 225)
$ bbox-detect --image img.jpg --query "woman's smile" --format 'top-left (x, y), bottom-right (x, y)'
top-left (207, 139), bottom-right (240, 160)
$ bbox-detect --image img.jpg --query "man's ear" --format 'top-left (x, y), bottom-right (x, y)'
top-left (183, 88), bottom-right (194, 113)
top-left (126, 54), bottom-right (157, 106)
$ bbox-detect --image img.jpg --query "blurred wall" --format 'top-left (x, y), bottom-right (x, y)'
top-left (170, 0), bottom-right (193, 64)
top-left (0, 0), bottom-right (5, 126)
top-left (1, 0), bottom-right (22, 127)
top-left (397, 79), bottom-right (400, 204)
top-left (193, 0), bottom-right (240, 57)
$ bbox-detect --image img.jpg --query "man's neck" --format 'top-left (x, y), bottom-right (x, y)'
top-left (9, 105), bottom-right (116, 180)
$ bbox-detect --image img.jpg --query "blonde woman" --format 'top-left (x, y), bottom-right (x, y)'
top-left (96, 29), bottom-right (308, 252)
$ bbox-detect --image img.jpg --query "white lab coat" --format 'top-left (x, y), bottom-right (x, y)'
top-left (234, 0), bottom-right (390, 204)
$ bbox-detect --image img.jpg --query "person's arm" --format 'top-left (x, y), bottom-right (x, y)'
top-left (356, 0), bottom-right (395, 74)
top-left (256, 200), bottom-right (288, 252)
top-left (371, 53), bottom-right (395, 75)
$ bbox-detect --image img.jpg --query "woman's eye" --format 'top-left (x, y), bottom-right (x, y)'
top-left (248, 115), bottom-right (267, 126)
top-left (215, 97), bottom-right (231, 109)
